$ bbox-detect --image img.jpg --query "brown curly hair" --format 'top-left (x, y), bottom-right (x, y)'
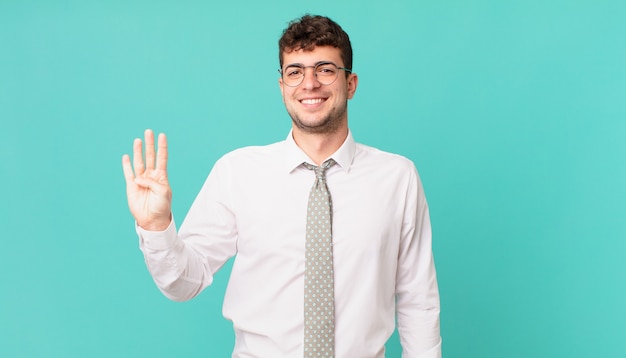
top-left (278, 15), bottom-right (353, 72)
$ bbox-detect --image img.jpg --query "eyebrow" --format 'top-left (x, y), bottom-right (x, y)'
top-left (284, 60), bottom-right (336, 68)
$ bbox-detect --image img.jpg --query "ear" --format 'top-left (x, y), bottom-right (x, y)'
top-left (278, 77), bottom-right (285, 98)
top-left (346, 73), bottom-right (358, 99)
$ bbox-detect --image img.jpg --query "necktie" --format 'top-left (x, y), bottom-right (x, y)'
top-left (303, 159), bottom-right (336, 357)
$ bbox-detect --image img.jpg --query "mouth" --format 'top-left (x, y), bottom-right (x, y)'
top-left (299, 97), bottom-right (327, 106)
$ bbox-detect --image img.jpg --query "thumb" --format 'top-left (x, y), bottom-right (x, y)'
top-left (134, 176), bottom-right (168, 194)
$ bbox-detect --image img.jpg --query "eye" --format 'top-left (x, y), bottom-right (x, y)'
top-left (316, 64), bottom-right (337, 76)
top-left (285, 66), bottom-right (304, 78)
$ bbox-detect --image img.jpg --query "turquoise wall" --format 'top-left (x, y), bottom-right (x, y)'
top-left (2, 0), bottom-right (625, 357)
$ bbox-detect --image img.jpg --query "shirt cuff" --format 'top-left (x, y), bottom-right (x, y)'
top-left (136, 215), bottom-right (177, 251)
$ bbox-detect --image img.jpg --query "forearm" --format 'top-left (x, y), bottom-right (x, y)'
top-left (137, 217), bottom-right (215, 302)
top-left (396, 288), bottom-right (442, 357)
top-left (396, 221), bottom-right (441, 356)
top-left (396, 224), bottom-right (442, 357)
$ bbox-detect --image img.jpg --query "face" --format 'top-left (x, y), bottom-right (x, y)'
top-left (279, 46), bottom-right (358, 135)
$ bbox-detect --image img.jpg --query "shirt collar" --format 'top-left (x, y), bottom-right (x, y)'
top-left (283, 129), bottom-right (356, 174)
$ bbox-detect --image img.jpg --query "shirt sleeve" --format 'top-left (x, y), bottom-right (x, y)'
top-left (395, 165), bottom-right (442, 357)
top-left (137, 158), bottom-right (238, 302)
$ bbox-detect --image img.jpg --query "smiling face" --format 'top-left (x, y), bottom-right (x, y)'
top-left (279, 46), bottom-right (358, 135)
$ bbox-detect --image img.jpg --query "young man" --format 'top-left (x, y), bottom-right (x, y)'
top-left (122, 15), bottom-right (441, 357)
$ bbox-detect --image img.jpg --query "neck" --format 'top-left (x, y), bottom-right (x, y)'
top-left (292, 125), bottom-right (348, 165)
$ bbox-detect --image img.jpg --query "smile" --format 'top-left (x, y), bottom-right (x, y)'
top-left (300, 98), bottom-right (326, 105)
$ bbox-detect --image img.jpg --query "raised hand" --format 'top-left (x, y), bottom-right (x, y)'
top-left (122, 129), bottom-right (172, 231)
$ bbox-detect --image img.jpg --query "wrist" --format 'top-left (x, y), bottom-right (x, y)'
top-left (138, 214), bottom-right (172, 232)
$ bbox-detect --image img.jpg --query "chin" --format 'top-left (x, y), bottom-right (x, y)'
top-left (293, 117), bottom-right (341, 135)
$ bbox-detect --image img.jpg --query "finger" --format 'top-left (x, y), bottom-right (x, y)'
top-left (133, 138), bottom-right (145, 175)
top-left (134, 176), bottom-right (169, 196)
top-left (122, 154), bottom-right (135, 183)
top-left (156, 133), bottom-right (168, 172)
top-left (144, 129), bottom-right (155, 171)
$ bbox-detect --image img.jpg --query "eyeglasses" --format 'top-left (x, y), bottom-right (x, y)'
top-left (279, 61), bottom-right (352, 87)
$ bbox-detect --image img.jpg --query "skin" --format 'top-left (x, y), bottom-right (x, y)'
top-left (123, 45), bottom-right (358, 230)
top-left (122, 130), bottom-right (172, 231)
top-left (279, 46), bottom-right (358, 164)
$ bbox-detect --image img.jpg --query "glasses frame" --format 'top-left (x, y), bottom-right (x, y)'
top-left (279, 61), bottom-right (352, 87)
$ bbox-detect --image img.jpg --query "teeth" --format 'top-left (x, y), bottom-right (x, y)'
top-left (301, 98), bottom-right (324, 105)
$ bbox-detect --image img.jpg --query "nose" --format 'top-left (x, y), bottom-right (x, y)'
top-left (301, 67), bottom-right (322, 90)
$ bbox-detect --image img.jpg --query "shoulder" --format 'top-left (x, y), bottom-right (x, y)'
top-left (351, 142), bottom-right (426, 192)
top-left (350, 142), bottom-right (428, 205)
top-left (354, 142), bottom-right (418, 173)
top-left (218, 140), bottom-right (284, 163)
top-left (210, 140), bottom-right (286, 175)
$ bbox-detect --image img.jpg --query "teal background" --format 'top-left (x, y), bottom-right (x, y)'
top-left (1, 0), bottom-right (625, 357)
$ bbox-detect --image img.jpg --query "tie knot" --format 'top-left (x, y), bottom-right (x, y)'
top-left (304, 159), bottom-right (336, 180)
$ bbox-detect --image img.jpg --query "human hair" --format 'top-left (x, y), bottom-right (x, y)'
top-left (278, 15), bottom-right (353, 72)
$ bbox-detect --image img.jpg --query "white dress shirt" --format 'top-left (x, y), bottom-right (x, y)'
top-left (138, 131), bottom-right (441, 357)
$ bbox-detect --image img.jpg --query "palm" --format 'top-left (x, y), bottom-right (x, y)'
top-left (128, 167), bottom-right (170, 222)
top-left (122, 129), bottom-right (172, 231)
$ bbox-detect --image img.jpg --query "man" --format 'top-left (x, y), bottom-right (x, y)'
top-left (122, 15), bottom-right (441, 357)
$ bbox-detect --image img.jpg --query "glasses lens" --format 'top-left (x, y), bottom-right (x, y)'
top-left (315, 63), bottom-right (338, 85)
top-left (283, 66), bottom-right (304, 87)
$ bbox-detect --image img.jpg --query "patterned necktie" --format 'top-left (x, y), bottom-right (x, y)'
top-left (303, 158), bottom-right (336, 357)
